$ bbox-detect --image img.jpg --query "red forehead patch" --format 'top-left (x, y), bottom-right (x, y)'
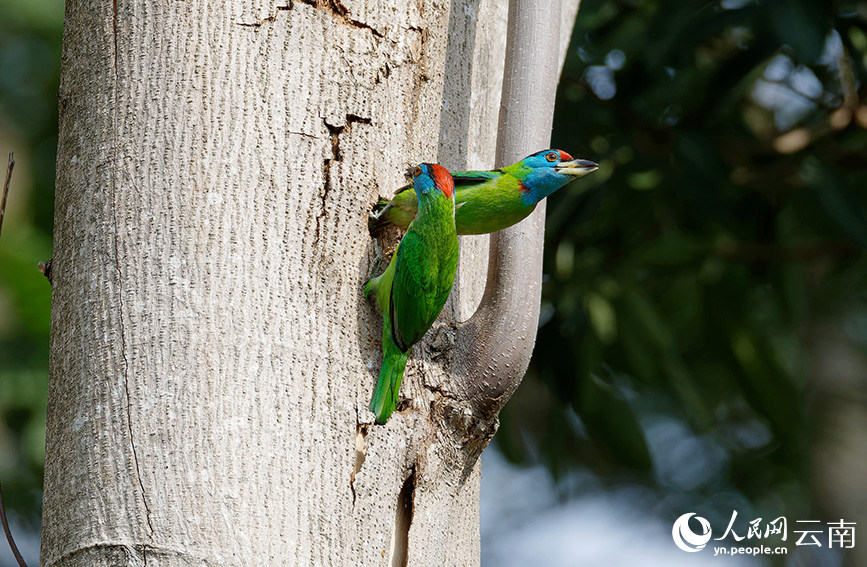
top-left (558, 150), bottom-right (573, 161)
top-left (429, 164), bottom-right (454, 198)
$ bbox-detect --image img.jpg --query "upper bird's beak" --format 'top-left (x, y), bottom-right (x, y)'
top-left (555, 159), bottom-right (598, 177)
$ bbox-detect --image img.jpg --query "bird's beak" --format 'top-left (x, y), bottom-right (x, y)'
top-left (555, 159), bottom-right (598, 177)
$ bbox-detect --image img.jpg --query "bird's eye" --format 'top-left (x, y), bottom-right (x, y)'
top-left (414, 166), bottom-right (423, 177)
top-left (546, 152), bottom-right (558, 162)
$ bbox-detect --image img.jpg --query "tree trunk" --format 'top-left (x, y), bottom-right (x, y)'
top-left (42, 0), bottom-right (579, 565)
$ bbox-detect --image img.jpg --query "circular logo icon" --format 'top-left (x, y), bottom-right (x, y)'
top-left (672, 513), bottom-right (712, 552)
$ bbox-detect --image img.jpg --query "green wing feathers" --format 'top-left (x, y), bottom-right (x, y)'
top-left (369, 171), bottom-right (499, 234)
top-left (391, 231), bottom-right (443, 346)
top-left (366, 232), bottom-right (457, 424)
top-left (369, 170), bottom-right (531, 235)
top-left (451, 170), bottom-right (500, 184)
top-left (365, 184), bottom-right (458, 424)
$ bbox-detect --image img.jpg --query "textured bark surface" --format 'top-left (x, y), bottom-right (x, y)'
top-left (43, 0), bottom-right (579, 565)
top-left (457, 0), bottom-right (564, 418)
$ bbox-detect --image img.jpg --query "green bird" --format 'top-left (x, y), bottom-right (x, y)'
top-left (365, 163), bottom-right (459, 424)
top-left (370, 149), bottom-right (598, 236)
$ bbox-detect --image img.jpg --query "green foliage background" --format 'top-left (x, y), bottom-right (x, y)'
top-left (500, 0), bottom-right (867, 562)
top-left (0, 0), bottom-right (62, 541)
top-left (1, 0), bottom-right (866, 563)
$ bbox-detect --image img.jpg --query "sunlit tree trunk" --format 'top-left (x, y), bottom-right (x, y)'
top-left (42, 0), bottom-right (579, 565)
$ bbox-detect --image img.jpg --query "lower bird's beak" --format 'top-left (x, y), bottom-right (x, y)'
top-left (555, 159), bottom-right (598, 177)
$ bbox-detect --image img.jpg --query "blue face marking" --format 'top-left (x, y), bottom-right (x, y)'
top-left (413, 163), bottom-right (436, 197)
top-left (522, 150), bottom-right (561, 169)
top-left (520, 151), bottom-right (571, 205)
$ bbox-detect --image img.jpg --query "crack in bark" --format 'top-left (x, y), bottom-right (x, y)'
top-left (298, 0), bottom-right (385, 38)
top-left (373, 26), bottom-right (425, 85)
top-left (314, 115), bottom-right (371, 247)
top-left (374, 62), bottom-right (391, 85)
top-left (314, 123), bottom-right (338, 248)
top-left (112, 1), bottom-right (153, 539)
top-left (237, 0), bottom-right (384, 38)
top-left (349, 422), bottom-right (369, 507)
top-left (389, 467), bottom-right (415, 567)
top-left (423, 382), bottom-right (459, 402)
top-left (236, 3), bottom-right (291, 27)
top-left (287, 130), bottom-right (320, 140)
top-left (47, 543), bottom-right (205, 566)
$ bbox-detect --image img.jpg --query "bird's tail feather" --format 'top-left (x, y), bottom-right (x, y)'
top-left (369, 343), bottom-right (409, 424)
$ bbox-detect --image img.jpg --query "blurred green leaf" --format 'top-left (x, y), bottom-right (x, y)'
top-left (766, 0), bottom-right (830, 63)
top-left (574, 371), bottom-right (652, 470)
top-left (0, 0), bottom-right (61, 530)
top-left (801, 156), bottom-right (867, 247)
top-left (634, 231), bottom-right (706, 266)
top-left (513, 0), bottom-right (866, 537)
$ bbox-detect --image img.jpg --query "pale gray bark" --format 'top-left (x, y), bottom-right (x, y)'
top-left (42, 0), bottom-right (579, 565)
top-left (457, 0), bottom-right (563, 418)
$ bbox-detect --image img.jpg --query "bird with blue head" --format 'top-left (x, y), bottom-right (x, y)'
top-left (365, 163), bottom-right (460, 424)
top-left (370, 149), bottom-right (598, 236)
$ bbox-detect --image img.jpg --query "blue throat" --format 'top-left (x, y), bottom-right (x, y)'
top-left (521, 170), bottom-right (570, 206)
